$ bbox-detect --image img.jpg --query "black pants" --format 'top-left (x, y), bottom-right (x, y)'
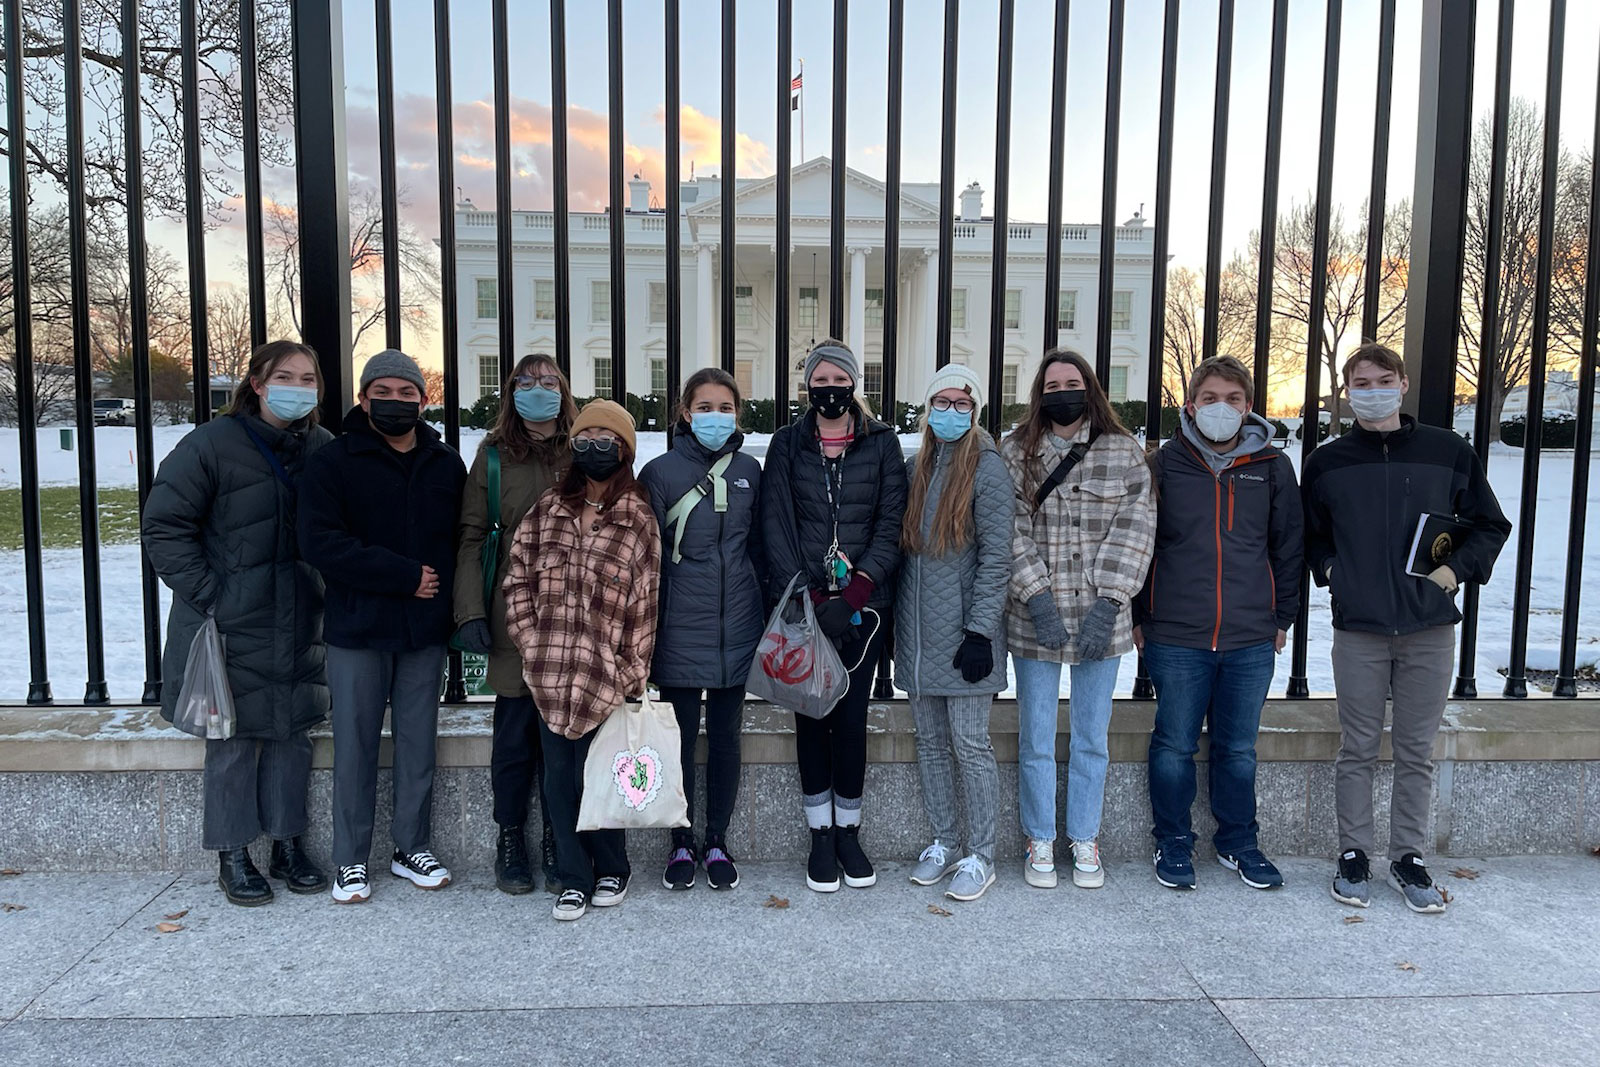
top-left (795, 616), bottom-right (887, 802)
top-left (202, 732), bottom-right (313, 851)
top-left (537, 715), bottom-right (630, 895)
top-left (659, 684), bottom-right (745, 841)
top-left (491, 693), bottom-right (550, 830)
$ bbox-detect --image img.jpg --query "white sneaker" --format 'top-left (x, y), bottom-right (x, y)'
top-left (1070, 839), bottom-right (1105, 888)
top-left (591, 874), bottom-right (629, 907)
top-left (1024, 838), bottom-right (1058, 888)
top-left (553, 888), bottom-right (588, 921)
top-left (390, 849), bottom-right (451, 889)
top-left (331, 863), bottom-right (370, 904)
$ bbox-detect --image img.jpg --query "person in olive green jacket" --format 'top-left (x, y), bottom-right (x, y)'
top-left (453, 354), bottom-right (577, 896)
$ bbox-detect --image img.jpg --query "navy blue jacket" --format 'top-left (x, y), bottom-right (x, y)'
top-left (1302, 416), bottom-right (1510, 635)
top-left (298, 407), bottom-right (467, 651)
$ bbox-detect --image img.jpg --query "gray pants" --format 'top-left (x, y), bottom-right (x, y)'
top-left (202, 732), bottom-right (313, 851)
top-left (328, 644), bottom-right (446, 867)
top-left (1331, 625), bottom-right (1455, 858)
top-left (909, 694), bottom-right (1000, 864)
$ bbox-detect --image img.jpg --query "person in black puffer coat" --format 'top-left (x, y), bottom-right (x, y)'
top-left (639, 368), bottom-right (765, 892)
top-left (761, 338), bottom-right (907, 894)
top-left (143, 341), bottom-right (334, 908)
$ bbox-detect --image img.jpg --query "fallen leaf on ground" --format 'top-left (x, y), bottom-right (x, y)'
top-left (1342, 914), bottom-right (1364, 924)
top-left (762, 895), bottom-right (789, 909)
top-left (1, 902), bottom-right (26, 913)
top-left (1449, 867), bottom-right (1479, 880)
top-left (163, 909), bottom-right (189, 920)
top-left (156, 922), bottom-right (184, 933)
top-left (0, 869), bottom-right (21, 876)
top-left (1592, 845), bottom-right (1600, 857)
top-left (927, 904), bottom-right (953, 917)
top-left (1438, 886), bottom-right (1453, 904)
top-left (1396, 961), bottom-right (1418, 972)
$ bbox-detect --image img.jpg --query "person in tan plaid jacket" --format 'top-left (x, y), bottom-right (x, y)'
top-left (1000, 349), bottom-right (1155, 893)
top-left (503, 399), bottom-right (661, 921)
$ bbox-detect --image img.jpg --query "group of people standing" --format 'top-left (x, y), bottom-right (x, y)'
top-left (142, 334), bottom-right (1508, 922)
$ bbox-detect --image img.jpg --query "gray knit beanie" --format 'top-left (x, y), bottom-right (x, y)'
top-left (359, 349), bottom-right (426, 394)
top-left (802, 341), bottom-right (861, 387)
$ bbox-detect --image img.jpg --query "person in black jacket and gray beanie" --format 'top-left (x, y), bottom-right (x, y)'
top-left (144, 341), bottom-right (333, 907)
top-left (1303, 344), bottom-right (1510, 915)
top-left (1134, 356), bottom-right (1303, 894)
top-left (639, 367), bottom-right (764, 892)
top-left (298, 349), bottom-right (467, 905)
top-left (761, 338), bottom-right (907, 893)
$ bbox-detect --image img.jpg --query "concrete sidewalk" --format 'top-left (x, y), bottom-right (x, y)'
top-left (1, 856), bottom-right (1596, 1066)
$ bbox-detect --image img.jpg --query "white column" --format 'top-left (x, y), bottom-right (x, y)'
top-left (922, 247), bottom-right (940, 365)
top-left (696, 243), bottom-right (715, 368)
top-left (848, 246), bottom-right (868, 358)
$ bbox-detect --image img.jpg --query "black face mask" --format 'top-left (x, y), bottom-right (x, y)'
top-left (368, 398), bottom-right (421, 438)
top-left (809, 385), bottom-right (854, 421)
top-left (572, 448), bottom-right (624, 483)
top-left (1041, 389), bottom-right (1088, 428)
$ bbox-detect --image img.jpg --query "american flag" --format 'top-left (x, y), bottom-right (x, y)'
top-left (791, 72), bottom-right (802, 110)
top-left (791, 73), bottom-right (803, 91)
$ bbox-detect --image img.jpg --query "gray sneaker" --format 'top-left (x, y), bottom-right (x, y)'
top-left (1331, 848), bottom-right (1371, 908)
top-left (909, 840), bottom-right (960, 886)
top-left (944, 855), bottom-right (995, 902)
top-left (1388, 854), bottom-right (1447, 914)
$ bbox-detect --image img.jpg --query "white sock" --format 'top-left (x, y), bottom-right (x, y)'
top-left (803, 791), bottom-right (833, 830)
top-left (834, 795), bottom-right (862, 828)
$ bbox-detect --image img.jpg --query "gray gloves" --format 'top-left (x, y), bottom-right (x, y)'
top-left (1026, 592), bottom-right (1070, 651)
top-left (453, 618), bottom-right (493, 655)
top-left (1076, 597), bottom-right (1120, 662)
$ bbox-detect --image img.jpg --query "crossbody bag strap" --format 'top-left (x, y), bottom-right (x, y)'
top-left (665, 453), bottom-right (734, 564)
top-left (1032, 429), bottom-right (1101, 511)
top-left (240, 420), bottom-right (295, 493)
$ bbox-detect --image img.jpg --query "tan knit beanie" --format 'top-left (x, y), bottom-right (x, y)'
top-left (571, 398), bottom-right (637, 454)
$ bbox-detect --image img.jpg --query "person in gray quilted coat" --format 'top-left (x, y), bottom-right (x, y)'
top-left (894, 365), bottom-right (1013, 903)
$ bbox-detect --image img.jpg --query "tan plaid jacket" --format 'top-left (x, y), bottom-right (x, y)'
top-left (1000, 425), bottom-right (1155, 664)
top-left (503, 488), bottom-right (661, 739)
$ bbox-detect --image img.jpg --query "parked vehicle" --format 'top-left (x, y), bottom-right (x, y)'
top-left (93, 398), bottom-right (136, 426)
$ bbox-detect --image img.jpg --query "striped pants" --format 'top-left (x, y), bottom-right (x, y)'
top-left (909, 694), bottom-right (1000, 864)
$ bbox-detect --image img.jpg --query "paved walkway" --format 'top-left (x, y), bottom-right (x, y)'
top-left (1, 856), bottom-right (1596, 1065)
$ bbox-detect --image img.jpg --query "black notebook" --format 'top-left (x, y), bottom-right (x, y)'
top-left (1406, 513), bottom-right (1473, 578)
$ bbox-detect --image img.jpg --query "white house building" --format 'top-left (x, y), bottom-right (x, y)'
top-left (452, 157), bottom-right (1157, 413)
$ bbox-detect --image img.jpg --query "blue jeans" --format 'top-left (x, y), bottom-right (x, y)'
top-left (1014, 654), bottom-right (1123, 843)
top-left (1144, 639), bottom-right (1276, 855)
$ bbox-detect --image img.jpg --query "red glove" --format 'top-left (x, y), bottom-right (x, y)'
top-left (841, 573), bottom-right (875, 612)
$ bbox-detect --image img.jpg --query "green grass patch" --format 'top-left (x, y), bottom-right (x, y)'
top-left (0, 487), bottom-right (144, 550)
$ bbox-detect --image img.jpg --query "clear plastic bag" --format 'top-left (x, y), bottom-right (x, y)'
top-left (745, 573), bottom-right (850, 720)
top-left (172, 615), bottom-right (236, 740)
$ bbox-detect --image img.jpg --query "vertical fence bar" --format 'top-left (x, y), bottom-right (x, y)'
top-left (241, 0), bottom-right (267, 347)
top-left (1504, 0), bottom-right (1566, 699)
top-left (607, 0), bottom-right (627, 400)
top-left (1094, 0), bottom-right (1124, 384)
top-left (718, 0), bottom-right (735, 373)
top-left (64, 0), bottom-right (109, 704)
top-left (1360, 0), bottom-right (1396, 343)
top-left (1042, 0), bottom-right (1069, 354)
top-left (123, 0), bottom-right (161, 704)
top-left (1555, 48), bottom-right (1600, 699)
top-left (666, 0), bottom-right (683, 415)
top-left (881, 0), bottom-right (904, 428)
top-left (773, 0), bottom-right (791, 429)
top-left (375, 0), bottom-right (402, 350)
top-left (1252, 0), bottom-right (1288, 412)
top-left (1289, 0), bottom-right (1342, 700)
top-left (984, 0), bottom-right (1015, 437)
top-left (181, 0), bottom-right (211, 421)
top-left (550, 0), bottom-right (572, 378)
top-left (434, 0), bottom-right (466, 702)
top-left (6, 0), bottom-right (51, 704)
top-left (934, 0), bottom-right (958, 369)
top-left (828, 0), bottom-right (847, 340)
top-left (1202, 0), bottom-right (1233, 360)
top-left (491, 0), bottom-right (514, 381)
top-left (1457, 0), bottom-right (1513, 700)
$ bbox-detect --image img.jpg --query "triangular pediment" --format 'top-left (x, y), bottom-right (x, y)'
top-left (688, 157), bottom-right (941, 222)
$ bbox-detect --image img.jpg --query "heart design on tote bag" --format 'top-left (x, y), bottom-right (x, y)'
top-left (611, 746), bottom-right (664, 811)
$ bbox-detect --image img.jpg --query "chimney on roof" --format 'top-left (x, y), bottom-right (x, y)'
top-left (628, 173), bottom-right (651, 213)
top-left (959, 182), bottom-right (984, 221)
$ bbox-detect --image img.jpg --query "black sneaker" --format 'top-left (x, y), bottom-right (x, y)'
top-left (1388, 853), bottom-right (1447, 914)
top-left (592, 874), bottom-right (629, 907)
top-left (1332, 848), bottom-right (1371, 908)
top-left (495, 825), bottom-right (534, 895)
top-left (835, 825), bottom-right (877, 888)
top-left (1218, 848), bottom-right (1284, 890)
top-left (390, 849), bottom-right (451, 889)
top-left (1154, 844), bottom-right (1197, 890)
top-left (704, 835), bottom-right (739, 891)
top-left (552, 887), bottom-right (587, 921)
top-left (806, 827), bottom-right (840, 893)
top-left (663, 838), bottom-right (698, 891)
top-left (331, 863), bottom-right (370, 904)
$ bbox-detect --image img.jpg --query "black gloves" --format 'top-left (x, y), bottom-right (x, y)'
top-left (952, 631), bottom-right (994, 683)
top-left (453, 618), bottom-right (493, 655)
top-left (814, 596), bottom-right (858, 642)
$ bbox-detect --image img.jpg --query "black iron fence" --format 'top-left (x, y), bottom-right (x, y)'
top-left (2, 0), bottom-right (1595, 706)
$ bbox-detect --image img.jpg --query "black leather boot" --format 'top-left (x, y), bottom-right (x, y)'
top-left (267, 837), bottom-right (329, 894)
top-left (540, 818), bottom-right (560, 895)
top-left (218, 847), bottom-right (273, 907)
top-left (495, 825), bottom-right (534, 895)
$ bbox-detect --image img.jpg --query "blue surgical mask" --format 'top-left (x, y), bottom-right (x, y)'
top-left (514, 385), bottom-right (563, 422)
top-left (928, 407), bottom-right (973, 443)
top-left (690, 411), bottom-right (738, 451)
top-left (264, 384), bottom-right (318, 422)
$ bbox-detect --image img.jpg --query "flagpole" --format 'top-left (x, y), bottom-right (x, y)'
top-left (799, 58), bottom-right (805, 162)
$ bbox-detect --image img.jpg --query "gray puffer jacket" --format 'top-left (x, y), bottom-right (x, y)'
top-left (893, 432), bottom-right (1014, 696)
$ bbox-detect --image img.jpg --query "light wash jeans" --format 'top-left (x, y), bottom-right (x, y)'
top-left (1014, 654), bottom-right (1123, 843)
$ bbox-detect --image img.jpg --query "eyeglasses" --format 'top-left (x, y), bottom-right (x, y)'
top-left (929, 397), bottom-right (976, 414)
top-left (513, 374), bottom-right (562, 391)
top-left (571, 436), bottom-right (620, 454)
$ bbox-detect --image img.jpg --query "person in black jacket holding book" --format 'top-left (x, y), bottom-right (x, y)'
top-left (299, 350), bottom-right (468, 905)
top-left (1302, 344), bottom-right (1510, 915)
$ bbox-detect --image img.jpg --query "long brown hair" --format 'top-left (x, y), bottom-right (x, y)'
top-left (1010, 347), bottom-right (1130, 500)
top-left (486, 354), bottom-right (579, 462)
top-left (902, 420), bottom-right (986, 557)
top-left (229, 340), bottom-right (323, 424)
top-left (557, 438), bottom-right (643, 512)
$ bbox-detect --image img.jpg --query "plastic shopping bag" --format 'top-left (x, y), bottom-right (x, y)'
top-left (744, 573), bottom-right (849, 720)
top-left (576, 693), bottom-right (690, 831)
top-left (172, 616), bottom-right (237, 740)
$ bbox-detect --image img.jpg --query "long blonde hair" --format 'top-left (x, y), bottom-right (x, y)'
top-left (902, 419), bottom-right (984, 557)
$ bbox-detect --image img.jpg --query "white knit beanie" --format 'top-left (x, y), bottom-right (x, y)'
top-left (924, 363), bottom-right (986, 410)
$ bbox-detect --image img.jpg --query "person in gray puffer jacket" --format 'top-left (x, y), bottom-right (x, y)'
top-left (894, 365), bottom-right (1013, 903)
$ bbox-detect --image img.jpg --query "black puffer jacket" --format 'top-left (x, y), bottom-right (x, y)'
top-left (142, 413), bottom-right (333, 740)
top-left (297, 407), bottom-right (467, 651)
top-left (760, 404), bottom-right (908, 609)
top-left (639, 425), bottom-right (766, 689)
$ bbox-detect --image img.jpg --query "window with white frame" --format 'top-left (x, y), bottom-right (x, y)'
top-left (648, 282), bottom-right (668, 325)
top-left (593, 355), bottom-right (613, 399)
top-left (865, 288), bottom-right (884, 329)
top-left (951, 288), bottom-right (968, 330)
top-left (475, 279), bottom-right (496, 320)
top-left (1111, 290), bottom-right (1133, 331)
top-left (863, 362), bottom-right (884, 402)
top-left (650, 357), bottom-right (667, 394)
top-left (1057, 290), bottom-right (1077, 331)
top-left (735, 359), bottom-right (754, 399)
top-left (533, 279), bottom-right (555, 321)
top-left (735, 285), bottom-right (754, 328)
top-left (591, 280), bottom-right (610, 323)
top-left (1002, 363), bottom-right (1019, 407)
top-left (798, 287), bottom-right (819, 329)
top-left (1108, 365), bottom-right (1129, 402)
top-left (1004, 289), bottom-right (1022, 330)
top-left (478, 354), bottom-right (500, 399)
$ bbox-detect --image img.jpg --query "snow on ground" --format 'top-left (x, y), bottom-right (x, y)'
top-left (1, 425), bottom-right (1596, 703)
